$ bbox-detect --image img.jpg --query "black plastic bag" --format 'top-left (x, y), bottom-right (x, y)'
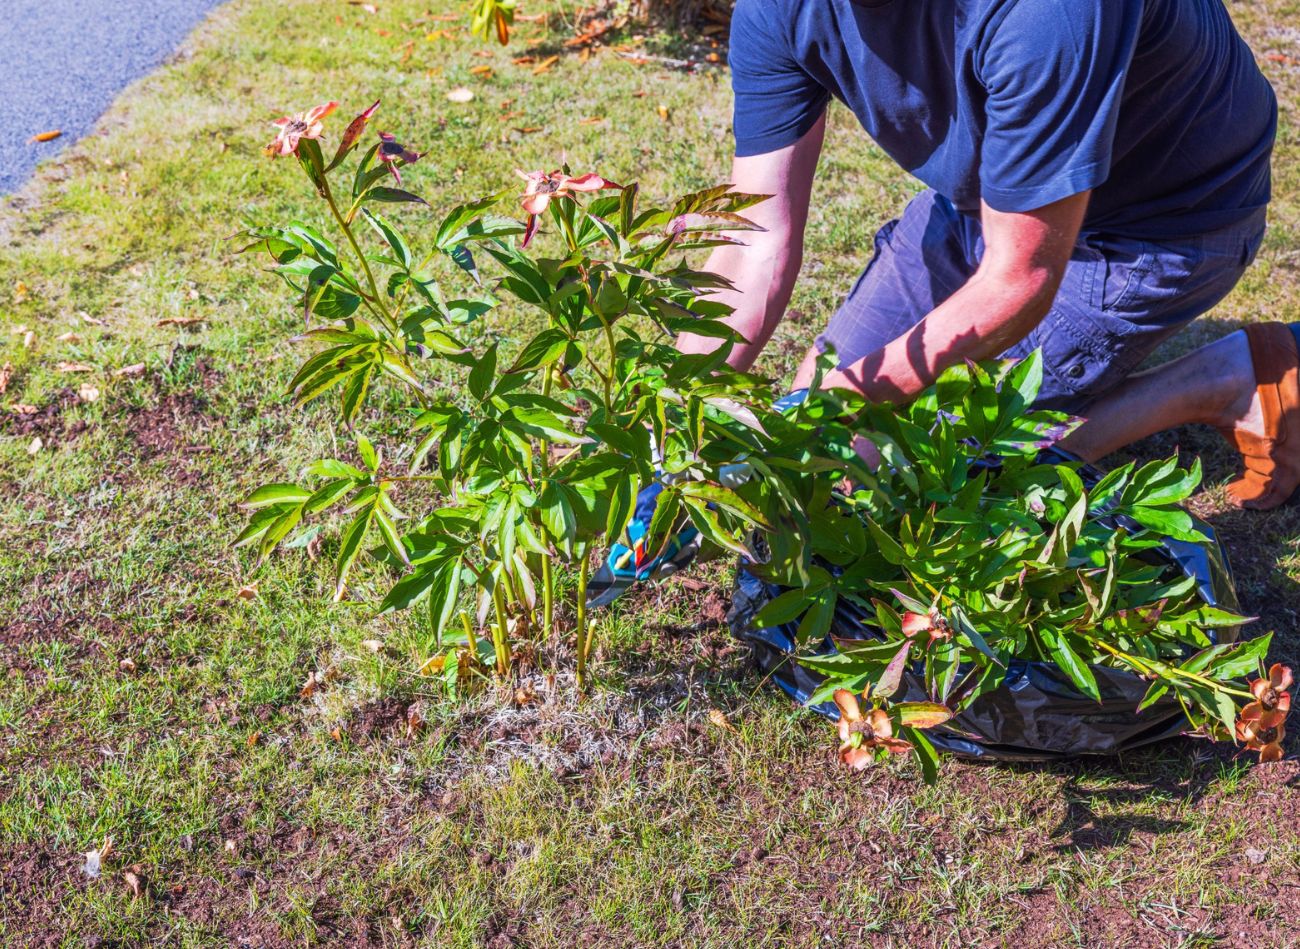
top-left (727, 450), bottom-right (1242, 761)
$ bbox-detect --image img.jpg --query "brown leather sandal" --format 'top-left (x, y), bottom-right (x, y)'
top-left (1217, 322), bottom-right (1300, 511)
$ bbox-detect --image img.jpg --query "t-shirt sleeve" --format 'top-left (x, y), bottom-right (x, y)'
top-left (728, 0), bottom-right (830, 157)
top-left (977, 0), bottom-right (1140, 212)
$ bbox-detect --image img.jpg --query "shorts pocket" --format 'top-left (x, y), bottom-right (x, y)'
top-left (1028, 307), bottom-right (1143, 410)
top-left (1093, 238), bottom-right (1156, 313)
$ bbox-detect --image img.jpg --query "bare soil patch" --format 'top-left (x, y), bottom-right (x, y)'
top-left (125, 390), bottom-right (211, 460)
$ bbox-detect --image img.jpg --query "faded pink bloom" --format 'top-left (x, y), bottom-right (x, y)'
top-left (265, 101), bottom-right (338, 158)
top-left (900, 610), bottom-right (952, 647)
top-left (515, 169), bottom-right (621, 246)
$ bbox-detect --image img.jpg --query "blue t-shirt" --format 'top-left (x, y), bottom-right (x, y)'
top-left (729, 0), bottom-right (1276, 238)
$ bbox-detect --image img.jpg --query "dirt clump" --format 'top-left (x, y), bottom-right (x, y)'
top-left (0, 387), bottom-right (87, 447)
top-left (348, 697), bottom-right (413, 740)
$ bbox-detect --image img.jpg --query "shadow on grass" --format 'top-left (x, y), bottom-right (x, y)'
top-left (514, 5), bottom-right (729, 66)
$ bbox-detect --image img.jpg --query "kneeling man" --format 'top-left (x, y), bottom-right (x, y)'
top-left (681, 0), bottom-right (1286, 507)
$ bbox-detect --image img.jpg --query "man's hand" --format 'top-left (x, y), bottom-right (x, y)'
top-left (805, 190), bottom-right (1092, 402)
top-left (676, 115), bottom-right (826, 370)
top-left (586, 391), bottom-right (810, 609)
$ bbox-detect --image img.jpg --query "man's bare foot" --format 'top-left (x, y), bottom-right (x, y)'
top-left (1214, 323), bottom-right (1300, 510)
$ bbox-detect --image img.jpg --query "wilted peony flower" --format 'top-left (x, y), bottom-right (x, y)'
top-left (1237, 664), bottom-right (1293, 760)
top-left (833, 689), bottom-right (911, 770)
top-left (515, 169), bottom-right (621, 247)
top-left (1237, 718), bottom-right (1286, 762)
top-left (265, 101), bottom-right (338, 158)
top-left (377, 131), bottom-right (422, 185)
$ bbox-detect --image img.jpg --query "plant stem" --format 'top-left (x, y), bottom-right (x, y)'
top-left (492, 573), bottom-right (512, 678)
top-left (601, 318), bottom-right (617, 410)
top-left (540, 542), bottom-right (555, 643)
top-left (1091, 640), bottom-right (1252, 698)
top-left (539, 343), bottom-right (556, 645)
top-left (575, 545), bottom-right (592, 689)
top-left (321, 176), bottom-right (396, 335)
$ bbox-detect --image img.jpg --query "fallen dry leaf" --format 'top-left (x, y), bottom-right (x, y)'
top-left (236, 582), bottom-right (259, 601)
top-left (657, 104), bottom-right (670, 121)
top-left (446, 87), bottom-right (475, 104)
top-left (56, 332), bottom-right (82, 343)
top-left (0, 362), bottom-right (10, 396)
top-left (26, 437), bottom-right (43, 455)
top-left (56, 362), bottom-right (93, 373)
top-left (80, 312), bottom-right (106, 326)
top-left (533, 55), bottom-right (560, 75)
top-left (13, 404), bottom-right (37, 416)
top-left (300, 673), bottom-right (319, 698)
top-left (30, 130), bottom-right (62, 143)
top-left (511, 55), bottom-right (535, 65)
top-left (123, 866), bottom-right (145, 899)
top-left (119, 657), bottom-right (138, 673)
top-left (77, 383), bottom-right (100, 403)
top-left (708, 709), bottom-right (737, 733)
top-left (513, 126), bottom-right (543, 135)
top-left (14, 282), bottom-right (29, 303)
top-left (246, 730), bottom-right (261, 748)
top-left (361, 639), bottom-right (384, 654)
top-left (469, 64), bottom-right (493, 77)
top-left (156, 316), bottom-right (206, 327)
top-left (330, 726), bottom-right (344, 742)
top-left (514, 683), bottom-right (539, 706)
top-left (405, 702), bottom-right (425, 738)
top-left (114, 363), bottom-right (146, 377)
top-left (418, 654), bottom-right (445, 675)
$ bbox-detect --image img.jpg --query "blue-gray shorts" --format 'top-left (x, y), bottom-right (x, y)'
top-left (816, 189), bottom-right (1268, 413)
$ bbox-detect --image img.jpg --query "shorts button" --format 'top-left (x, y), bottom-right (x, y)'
top-left (1067, 364), bottom-right (1085, 379)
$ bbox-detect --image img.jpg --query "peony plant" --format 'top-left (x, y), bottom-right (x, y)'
top-left (236, 98), bottom-right (779, 689)
top-left (234, 98), bottom-right (1287, 777)
top-left (767, 358), bottom-right (1290, 777)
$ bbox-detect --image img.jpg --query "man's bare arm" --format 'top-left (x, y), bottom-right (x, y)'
top-left (677, 114), bottom-right (826, 370)
top-left (813, 190), bottom-right (1091, 401)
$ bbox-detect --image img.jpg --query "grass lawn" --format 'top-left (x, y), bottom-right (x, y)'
top-left (3, 0), bottom-right (1300, 945)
